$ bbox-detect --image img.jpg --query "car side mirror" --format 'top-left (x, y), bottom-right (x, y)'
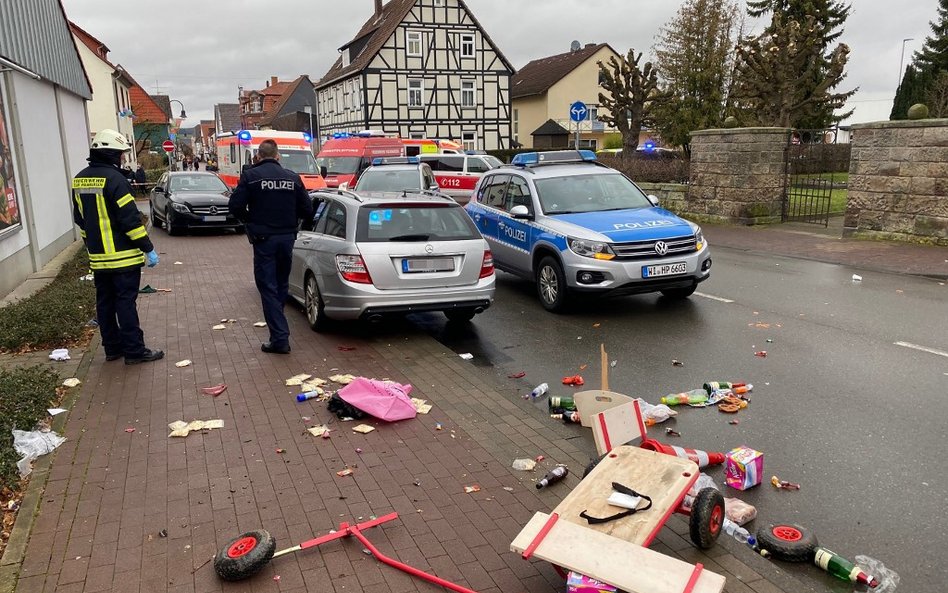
top-left (647, 194), bottom-right (660, 207)
top-left (320, 166), bottom-right (328, 178)
top-left (429, 184), bottom-right (440, 191)
top-left (510, 205), bottom-right (533, 219)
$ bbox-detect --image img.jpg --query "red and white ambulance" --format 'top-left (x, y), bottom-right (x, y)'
top-left (217, 130), bottom-right (327, 191)
top-left (315, 133), bottom-right (404, 188)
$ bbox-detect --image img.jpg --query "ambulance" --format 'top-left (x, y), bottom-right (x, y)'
top-left (216, 130), bottom-right (327, 190)
top-left (401, 138), bottom-right (464, 156)
top-left (315, 132), bottom-right (405, 189)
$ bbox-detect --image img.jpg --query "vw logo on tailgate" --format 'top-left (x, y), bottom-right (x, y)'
top-left (654, 241), bottom-right (668, 256)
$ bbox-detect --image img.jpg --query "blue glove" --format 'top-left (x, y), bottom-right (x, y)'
top-left (146, 250), bottom-right (159, 267)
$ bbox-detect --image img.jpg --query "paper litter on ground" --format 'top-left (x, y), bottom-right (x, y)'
top-left (173, 261), bottom-right (183, 265)
top-left (175, 359), bottom-right (192, 368)
top-left (411, 398), bottom-right (432, 414)
top-left (62, 378), bottom-right (81, 388)
top-left (307, 425), bottom-right (330, 437)
top-left (459, 352), bottom-right (474, 360)
top-left (300, 384), bottom-right (324, 395)
top-left (47, 408), bottom-right (67, 416)
top-left (464, 485), bottom-right (481, 493)
top-left (168, 419), bottom-right (224, 437)
top-left (221, 319), bottom-right (236, 323)
top-left (336, 468), bottom-right (353, 477)
top-left (285, 373), bottom-right (312, 386)
top-left (352, 424), bottom-right (375, 434)
top-left (13, 429), bottom-right (66, 477)
top-left (329, 374), bottom-right (355, 384)
top-left (211, 324), bottom-right (227, 330)
top-left (253, 321), bottom-right (267, 327)
top-left (48, 349), bottom-right (70, 361)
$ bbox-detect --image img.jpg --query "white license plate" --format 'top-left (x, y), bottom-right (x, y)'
top-left (642, 261), bottom-right (687, 278)
top-left (402, 257), bottom-right (454, 273)
top-left (203, 215), bottom-right (227, 222)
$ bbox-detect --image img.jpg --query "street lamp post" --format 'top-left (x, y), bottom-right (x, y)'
top-left (898, 38), bottom-right (914, 89)
top-left (168, 100), bottom-right (187, 170)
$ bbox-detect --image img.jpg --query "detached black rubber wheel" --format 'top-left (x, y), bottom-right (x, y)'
top-left (536, 256), bottom-right (569, 312)
top-left (689, 488), bottom-right (725, 549)
top-left (444, 307), bottom-right (477, 323)
top-left (214, 530), bottom-right (276, 581)
top-left (756, 523), bottom-right (819, 562)
top-left (661, 282), bottom-right (697, 299)
top-left (304, 273), bottom-right (331, 332)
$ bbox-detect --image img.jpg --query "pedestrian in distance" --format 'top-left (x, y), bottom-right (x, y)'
top-left (134, 164), bottom-right (146, 196)
top-left (229, 139), bottom-right (313, 354)
top-left (71, 129), bottom-right (164, 365)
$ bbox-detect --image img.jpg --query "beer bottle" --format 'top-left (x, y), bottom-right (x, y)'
top-left (536, 465), bottom-right (569, 489)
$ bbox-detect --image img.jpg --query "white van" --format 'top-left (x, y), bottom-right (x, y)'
top-left (419, 153), bottom-right (504, 204)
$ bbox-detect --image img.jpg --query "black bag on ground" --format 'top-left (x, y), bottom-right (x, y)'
top-left (328, 392), bottom-right (367, 420)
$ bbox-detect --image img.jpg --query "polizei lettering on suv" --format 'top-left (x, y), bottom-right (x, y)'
top-left (464, 150), bottom-right (711, 312)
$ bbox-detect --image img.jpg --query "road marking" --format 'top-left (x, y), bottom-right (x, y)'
top-left (694, 292), bottom-right (734, 303)
top-left (894, 341), bottom-right (948, 358)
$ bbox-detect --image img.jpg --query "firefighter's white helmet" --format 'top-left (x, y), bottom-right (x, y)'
top-left (91, 129), bottom-right (131, 152)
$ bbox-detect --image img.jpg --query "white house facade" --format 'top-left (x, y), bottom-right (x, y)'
top-left (316, 0), bottom-right (514, 151)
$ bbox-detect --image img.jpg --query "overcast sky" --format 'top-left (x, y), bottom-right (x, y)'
top-left (62, 0), bottom-right (937, 130)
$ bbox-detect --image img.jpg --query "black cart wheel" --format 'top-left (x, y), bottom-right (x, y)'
top-left (689, 488), bottom-right (725, 549)
top-left (214, 530), bottom-right (277, 581)
top-left (756, 523), bottom-right (819, 562)
top-left (583, 453), bottom-right (608, 478)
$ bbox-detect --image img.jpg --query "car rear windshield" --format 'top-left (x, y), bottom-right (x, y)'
top-left (356, 204), bottom-right (481, 242)
top-left (316, 156), bottom-right (362, 175)
top-left (356, 169), bottom-right (420, 192)
top-left (534, 172), bottom-right (652, 214)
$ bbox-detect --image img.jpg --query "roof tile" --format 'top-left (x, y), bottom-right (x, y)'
top-left (512, 43), bottom-right (614, 99)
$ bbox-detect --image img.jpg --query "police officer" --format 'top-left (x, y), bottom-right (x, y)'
top-left (229, 139), bottom-right (313, 354)
top-left (72, 129), bottom-right (164, 364)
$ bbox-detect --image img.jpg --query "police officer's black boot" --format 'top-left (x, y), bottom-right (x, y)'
top-left (261, 342), bottom-right (291, 354)
top-left (125, 348), bottom-right (165, 365)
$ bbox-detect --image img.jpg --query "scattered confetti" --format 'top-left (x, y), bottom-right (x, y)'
top-left (336, 468), bottom-right (353, 477)
top-left (579, 364), bottom-right (588, 371)
top-left (729, 420), bottom-right (740, 425)
top-left (754, 351), bottom-right (768, 358)
top-left (355, 448), bottom-right (363, 454)
top-left (253, 321), bottom-right (267, 327)
top-left (173, 261), bottom-right (183, 265)
top-left (435, 422), bottom-right (443, 430)
top-left (124, 427), bottom-right (136, 433)
top-left (503, 486), bottom-right (514, 492)
top-left (507, 371), bottom-right (526, 379)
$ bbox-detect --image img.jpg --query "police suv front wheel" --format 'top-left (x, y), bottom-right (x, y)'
top-left (536, 256), bottom-right (569, 313)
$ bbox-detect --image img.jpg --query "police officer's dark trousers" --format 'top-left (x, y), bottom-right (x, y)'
top-left (252, 234), bottom-right (295, 348)
top-left (94, 269), bottom-right (146, 357)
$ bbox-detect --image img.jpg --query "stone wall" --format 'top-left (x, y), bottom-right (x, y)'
top-left (844, 120), bottom-right (948, 245)
top-left (638, 182), bottom-right (688, 213)
top-left (686, 127), bottom-right (790, 224)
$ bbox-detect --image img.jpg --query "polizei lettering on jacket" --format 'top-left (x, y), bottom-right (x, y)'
top-left (261, 179), bottom-right (295, 190)
top-left (612, 220), bottom-right (675, 230)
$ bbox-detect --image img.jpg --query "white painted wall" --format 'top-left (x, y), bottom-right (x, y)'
top-left (11, 73), bottom-right (81, 250)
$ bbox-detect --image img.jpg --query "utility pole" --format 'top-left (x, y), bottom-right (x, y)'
top-left (898, 38), bottom-right (914, 89)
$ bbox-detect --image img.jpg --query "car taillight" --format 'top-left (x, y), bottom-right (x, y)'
top-left (479, 250), bottom-right (494, 278)
top-left (336, 254), bottom-right (372, 284)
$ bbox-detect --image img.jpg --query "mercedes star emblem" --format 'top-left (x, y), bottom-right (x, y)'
top-left (654, 241), bottom-right (668, 256)
top-left (425, 244), bottom-right (434, 254)
top-left (209, 206), bottom-right (218, 215)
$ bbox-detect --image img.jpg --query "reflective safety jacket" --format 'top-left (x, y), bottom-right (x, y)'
top-left (72, 160), bottom-right (154, 272)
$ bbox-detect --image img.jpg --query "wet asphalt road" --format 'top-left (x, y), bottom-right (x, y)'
top-left (404, 246), bottom-right (948, 593)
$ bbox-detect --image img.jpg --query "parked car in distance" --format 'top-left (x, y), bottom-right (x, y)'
top-left (289, 189), bottom-right (495, 330)
top-left (149, 171), bottom-right (241, 235)
top-left (353, 157), bottom-right (439, 193)
top-left (419, 153), bottom-right (503, 204)
top-left (464, 150), bottom-right (711, 312)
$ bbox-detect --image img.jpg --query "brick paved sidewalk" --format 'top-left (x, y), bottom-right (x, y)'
top-left (7, 232), bottom-right (808, 593)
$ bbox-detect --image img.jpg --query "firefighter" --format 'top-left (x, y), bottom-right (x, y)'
top-left (72, 129), bottom-right (164, 365)
top-left (229, 139), bottom-right (313, 354)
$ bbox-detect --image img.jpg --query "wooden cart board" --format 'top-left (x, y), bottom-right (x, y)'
top-left (573, 389), bottom-right (636, 427)
top-left (553, 445), bottom-right (698, 546)
top-left (511, 512), bottom-right (725, 593)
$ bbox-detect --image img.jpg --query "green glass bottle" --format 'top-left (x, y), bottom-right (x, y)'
top-left (548, 395), bottom-right (576, 411)
top-left (813, 548), bottom-right (878, 587)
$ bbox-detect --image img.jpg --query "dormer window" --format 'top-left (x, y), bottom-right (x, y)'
top-left (342, 48), bottom-right (350, 67)
top-left (406, 31), bottom-right (422, 57)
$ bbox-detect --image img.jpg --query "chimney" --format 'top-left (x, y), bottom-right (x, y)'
top-left (375, 0), bottom-right (383, 16)
top-left (270, 76), bottom-right (278, 87)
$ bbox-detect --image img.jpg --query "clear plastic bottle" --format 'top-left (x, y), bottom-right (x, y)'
top-left (722, 518), bottom-right (756, 546)
top-left (530, 383), bottom-right (549, 399)
top-left (660, 389), bottom-right (708, 406)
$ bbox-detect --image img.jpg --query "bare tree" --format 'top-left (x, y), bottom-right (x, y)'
top-left (597, 49), bottom-right (669, 158)
top-left (926, 70), bottom-right (948, 117)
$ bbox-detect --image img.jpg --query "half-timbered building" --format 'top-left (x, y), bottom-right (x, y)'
top-left (315, 0), bottom-right (514, 150)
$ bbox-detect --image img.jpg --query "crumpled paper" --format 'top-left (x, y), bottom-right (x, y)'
top-left (48, 349), bottom-right (70, 361)
top-left (13, 429), bottom-right (66, 477)
top-left (285, 373), bottom-right (312, 386)
top-left (329, 374), bottom-right (355, 385)
top-left (168, 419), bottom-right (224, 437)
top-left (411, 398), bottom-right (432, 414)
top-left (62, 378), bottom-right (81, 388)
top-left (175, 359), bottom-right (192, 368)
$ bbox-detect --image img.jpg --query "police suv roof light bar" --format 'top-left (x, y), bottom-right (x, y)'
top-left (511, 150), bottom-right (598, 167)
top-left (371, 156), bottom-right (419, 166)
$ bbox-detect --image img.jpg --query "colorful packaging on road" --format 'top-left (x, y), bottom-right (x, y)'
top-left (566, 571), bottom-right (617, 593)
top-left (725, 446), bottom-right (764, 490)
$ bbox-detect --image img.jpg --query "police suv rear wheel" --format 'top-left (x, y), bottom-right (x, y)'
top-left (536, 256), bottom-right (569, 312)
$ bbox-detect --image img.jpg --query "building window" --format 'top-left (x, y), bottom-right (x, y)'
top-left (589, 107), bottom-right (598, 121)
top-left (406, 31), bottom-right (422, 57)
top-left (460, 34), bottom-right (475, 58)
top-left (513, 108), bottom-right (518, 134)
top-left (0, 79), bottom-right (23, 236)
top-left (408, 80), bottom-right (423, 107)
top-left (461, 81), bottom-right (475, 108)
top-left (410, 132), bottom-right (425, 139)
top-left (342, 48), bottom-right (350, 68)
top-left (462, 132), bottom-right (476, 151)
top-left (352, 83), bottom-right (361, 111)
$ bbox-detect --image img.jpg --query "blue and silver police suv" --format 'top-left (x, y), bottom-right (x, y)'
top-left (464, 150), bottom-right (711, 312)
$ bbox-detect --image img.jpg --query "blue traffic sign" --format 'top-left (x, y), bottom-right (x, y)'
top-left (569, 101), bottom-right (588, 123)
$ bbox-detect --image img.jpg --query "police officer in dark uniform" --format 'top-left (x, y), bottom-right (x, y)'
top-left (229, 139), bottom-right (313, 354)
top-left (72, 129), bottom-right (164, 364)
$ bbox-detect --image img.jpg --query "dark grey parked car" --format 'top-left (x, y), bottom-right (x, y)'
top-left (149, 171), bottom-right (242, 235)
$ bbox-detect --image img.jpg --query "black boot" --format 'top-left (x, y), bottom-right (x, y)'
top-left (125, 349), bottom-right (165, 365)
